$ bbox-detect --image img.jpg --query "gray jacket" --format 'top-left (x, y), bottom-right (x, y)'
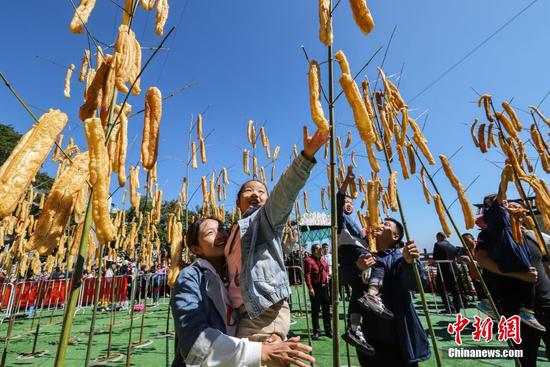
top-left (239, 153), bottom-right (315, 319)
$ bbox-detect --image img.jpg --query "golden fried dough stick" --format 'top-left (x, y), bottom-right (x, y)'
top-left (404, 142), bottom-right (416, 174)
top-left (265, 138), bottom-right (271, 159)
top-left (243, 149), bottom-right (250, 175)
top-left (308, 60), bottom-right (330, 132)
top-left (494, 111), bottom-right (519, 141)
top-left (168, 221), bottom-right (182, 287)
top-left (26, 152), bottom-right (89, 256)
top-left (64, 64), bottom-right (75, 99)
top-left (387, 171), bottom-right (398, 212)
top-left (433, 194), bottom-right (451, 237)
top-left (324, 141), bottom-right (329, 160)
top-left (367, 180), bottom-right (380, 234)
top-left (199, 137), bottom-right (207, 164)
top-left (79, 50), bottom-right (90, 82)
top-left (351, 150), bottom-right (358, 168)
top-left (116, 104), bottom-right (129, 187)
top-left (420, 167), bottom-right (431, 205)
top-left (197, 113), bottom-right (203, 139)
top-left (253, 156), bottom-right (258, 177)
top-left (0, 110), bottom-right (67, 218)
top-left (272, 146), bottom-right (280, 162)
top-left (303, 191), bottom-right (310, 213)
top-left (141, 87), bottom-right (162, 170)
top-left (260, 127), bottom-right (267, 147)
top-left (439, 154), bottom-right (475, 228)
top-left (247, 120), bottom-right (254, 144)
top-left (80, 55), bottom-right (113, 121)
top-left (84, 118), bottom-right (116, 244)
top-left (477, 94), bottom-right (494, 122)
top-left (336, 136), bottom-right (343, 156)
top-left (191, 141), bottom-right (198, 169)
top-left (366, 142), bottom-right (380, 172)
top-left (528, 105), bottom-right (550, 127)
top-left (335, 50), bottom-right (376, 144)
top-left (349, 0), bottom-right (375, 35)
top-left (321, 188), bottom-right (327, 210)
top-left (408, 117), bottom-right (435, 164)
top-left (502, 102), bottom-right (522, 132)
top-left (114, 25), bottom-right (142, 95)
top-left (155, 0), bottom-right (169, 36)
top-left (69, 0), bottom-right (96, 34)
top-left (487, 123), bottom-right (496, 148)
top-left (344, 131), bottom-right (353, 149)
top-left (318, 0), bottom-right (333, 46)
top-left (470, 119), bottom-right (480, 148)
top-left (497, 164), bottom-right (513, 202)
top-left (130, 165), bottom-right (141, 209)
top-left (478, 123), bottom-right (488, 153)
top-left (530, 124), bottom-right (550, 173)
top-left (396, 144), bottom-right (410, 180)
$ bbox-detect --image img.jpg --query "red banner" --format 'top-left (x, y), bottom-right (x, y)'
top-left (0, 275), bottom-right (130, 310)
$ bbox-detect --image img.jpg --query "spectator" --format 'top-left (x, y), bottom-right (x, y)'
top-left (304, 243), bottom-right (331, 340)
top-left (433, 232), bottom-right (462, 313)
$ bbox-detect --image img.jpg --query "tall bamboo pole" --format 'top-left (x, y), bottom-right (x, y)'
top-left (326, 11), bottom-right (341, 365)
top-left (54, 190), bottom-right (93, 367)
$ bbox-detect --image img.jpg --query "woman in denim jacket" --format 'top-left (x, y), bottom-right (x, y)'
top-left (225, 127), bottom-right (329, 341)
top-left (171, 217), bottom-right (314, 367)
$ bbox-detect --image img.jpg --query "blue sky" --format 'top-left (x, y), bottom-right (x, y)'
top-left (1, 1), bottom-right (549, 250)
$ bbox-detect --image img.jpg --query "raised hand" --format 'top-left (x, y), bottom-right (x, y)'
top-left (303, 126), bottom-right (329, 161)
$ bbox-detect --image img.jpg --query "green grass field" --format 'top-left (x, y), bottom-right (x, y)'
top-left (0, 287), bottom-right (548, 366)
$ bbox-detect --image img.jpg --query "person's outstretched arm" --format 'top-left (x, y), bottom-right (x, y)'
top-left (263, 127), bottom-right (328, 234)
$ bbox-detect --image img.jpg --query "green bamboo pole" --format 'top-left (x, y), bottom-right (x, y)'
top-left (326, 2), bottom-right (340, 365)
top-left (54, 191), bottom-right (93, 367)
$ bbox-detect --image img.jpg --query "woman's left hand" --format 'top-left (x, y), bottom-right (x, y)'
top-left (261, 336), bottom-right (315, 367)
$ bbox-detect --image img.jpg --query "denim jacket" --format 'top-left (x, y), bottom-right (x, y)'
top-left (171, 259), bottom-right (261, 367)
top-left (239, 153), bottom-right (316, 319)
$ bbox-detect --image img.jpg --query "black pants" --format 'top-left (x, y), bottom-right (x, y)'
top-left (518, 306), bottom-right (550, 367)
top-left (356, 342), bottom-right (418, 367)
top-left (310, 283), bottom-right (331, 334)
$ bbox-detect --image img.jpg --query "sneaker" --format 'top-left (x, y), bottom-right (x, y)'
top-left (311, 333), bottom-right (319, 341)
top-left (519, 308), bottom-right (546, 332)
top-left (342, 326), bottom-right (375, 356)
top-left (358, 294), bottom-right (394, 319)
top-left (476, 300), bottom-right (497, 320)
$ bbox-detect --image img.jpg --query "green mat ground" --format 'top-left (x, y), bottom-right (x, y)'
top-left (0, 287), bottom-right (548, 366)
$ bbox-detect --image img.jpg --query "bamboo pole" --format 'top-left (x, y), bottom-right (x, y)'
top-left (54, 190), bottom-right (93, 367)
top-left (326, 2), bottom-right (340, 365)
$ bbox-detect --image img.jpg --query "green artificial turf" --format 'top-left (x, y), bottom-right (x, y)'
top-left (0, 287), bottom-right (548, 366)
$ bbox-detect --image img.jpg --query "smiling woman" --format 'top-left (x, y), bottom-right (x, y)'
top-left (170, 216), bottom-right (315, 366)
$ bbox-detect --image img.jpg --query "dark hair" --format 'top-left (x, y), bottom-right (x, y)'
top-left (436, 232), bottom-right (446, 239)
top-left (311, 243), bottom-right (322, 252)
top-left (461, 232), bottom-right (474, 239)
top-left (384, 217), bottom-right (404, 243)
top-left (186, 216), bottom-right (225, 251)
top-left (322, 243), bottom-right (329, 247)
top-left (237, 179), bottom-right (268, 200)
top-left (482, 194), bottom-right (497, 213)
